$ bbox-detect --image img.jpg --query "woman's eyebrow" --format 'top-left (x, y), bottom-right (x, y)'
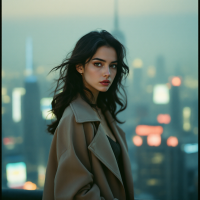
top-left (92, 58), bottom-right (118, 63)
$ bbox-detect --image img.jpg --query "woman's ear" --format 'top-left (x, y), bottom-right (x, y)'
top-left (76, 64), bottom-right (84, 75)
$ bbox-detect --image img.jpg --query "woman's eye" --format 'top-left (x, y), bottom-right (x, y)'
top-left (94, 63), bottom-right (102, 67)
top-left (111, 64), bottom-right (117, 69)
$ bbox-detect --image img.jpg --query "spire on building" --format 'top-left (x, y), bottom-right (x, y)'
top-left (25, 37), bottom-right (36, 82)
top-left (112, 0), bottom-right (126, 46)
top-left (114, 0), bottom-right (119, 30)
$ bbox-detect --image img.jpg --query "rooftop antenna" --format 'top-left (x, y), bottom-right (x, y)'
top-left (25, 37), bottom-right (37, 82)
top-left (114, 0), bottom-right (119, 31)
top-left (26, 37), bottom-right (33, 77)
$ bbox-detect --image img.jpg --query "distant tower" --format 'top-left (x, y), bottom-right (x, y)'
top-left (155, 55), bottom-right (166, 84)
top-left (170, 77), bottom-right (182, 135)
top-left (112, 0), bottom-right (126, 46)
top-left (22, 37), bottom-right (43, 184)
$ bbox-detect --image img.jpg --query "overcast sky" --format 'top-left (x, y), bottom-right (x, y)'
top-left (2, 0), bottom-right (198, 79)
top-left (2, 0), bottom-right (197, 19)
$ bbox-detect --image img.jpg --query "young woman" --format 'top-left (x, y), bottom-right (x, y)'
top-left (42, 30), bottom-right (134, 200)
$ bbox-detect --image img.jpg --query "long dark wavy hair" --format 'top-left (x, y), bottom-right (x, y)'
top-left (47, 30), bottom-right (129, 135)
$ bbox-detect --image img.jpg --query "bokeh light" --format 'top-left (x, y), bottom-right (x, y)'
top-left (171, 77), bottom-right (181, 86)
top-left (147, 134), bottom-right (161, 146)
top-left (23, 181), bottom-right (37, 190)
top-left (136, 125), bottom-right (163, 136)
top-left (132, 135), bottom-right (143, 146)
top-left (157, 114), bottom-right (171, 124)
top-left (167, 136), bottom-right (178, 147)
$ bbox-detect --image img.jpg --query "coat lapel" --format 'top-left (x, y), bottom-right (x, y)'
top-left (70, 93), bottom-right (127, 188)
top-left (106, 111), bottom-right (134, 198)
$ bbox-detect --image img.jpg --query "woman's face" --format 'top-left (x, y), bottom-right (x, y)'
top-left (77, 46), bottom-right (118, 96)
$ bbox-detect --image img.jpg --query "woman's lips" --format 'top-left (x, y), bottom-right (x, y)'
top-left (100, 82), bottom-right (110, 86)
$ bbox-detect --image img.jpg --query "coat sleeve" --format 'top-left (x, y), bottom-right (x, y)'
top-left (54, 110), bottom-right (105, 200)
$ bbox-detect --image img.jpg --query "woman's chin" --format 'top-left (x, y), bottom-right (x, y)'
top-left (98, 87), bottom-right (109, 92)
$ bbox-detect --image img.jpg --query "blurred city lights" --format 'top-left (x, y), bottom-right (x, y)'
top-left (153, 84), bottom-right (169, 104)
top-left (157, 114), bottom-right (171, 124)
top-left (167, 136), bottom-right (178, 147)
top-left (171, 76), bottom-right (181, 86)
top-left (3, 137), bottom-right (15, 145)
top-left (135, 125), bottom-right (163, 136)
top-left (151, 153), bottom-right (164, 164)
top-left (2, 95), bottom-right (10, 103)
top-left (38, 165), bottom-right (46, 187)
top-left (183, 107), bottom-right (191, 131)
top-left (132, 58), bottom-right (143, 68)
top-left (147, 66), bottom-right (156, 78)
top-left (12, 88), bottom-right (26, 123)
top-left (146, 179), bottom-right (160, 186)
top-left (23, 181), bottom-right (37, 190)
top-left (183, 143), bottom-right (198, 154)
top-left (6, 162), bottom-right (27, 188)
top-left (2, 70), bottom-right (5, 78)
top-left (40, 97), bottom-right (55, 120)
top-left (2, 87), bottom-right (7, 95)
top-left (2, 107), bottom-right (5, 115)
top-left (184, 76), bottom-right (198, 89)
top-left (3, 137), bottom-right (15, 150)
top-left (132, 135), bottom-right (143, 146)
top-left (147, 134), bottom-right (161, 146)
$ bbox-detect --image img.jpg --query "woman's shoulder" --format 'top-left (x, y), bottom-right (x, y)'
top-left (57, 105), bottom-right (76, 128)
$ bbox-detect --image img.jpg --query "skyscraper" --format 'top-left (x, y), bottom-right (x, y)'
top-left (134, 136), bottom-right (187, 200)
top-left (22, 37), bottom-right (43, 184)
top-left (155, 55), bottom-right (167, 84)
top-left (170, 78), bottom-right (182, 134)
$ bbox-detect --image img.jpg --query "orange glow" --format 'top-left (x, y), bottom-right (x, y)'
top-left (171, 77), bottom-right (181, 86)
top-left (135, 125), bottom-right (163, 136)
top-left (157, 114), bottom-right (171, 124)
top-left (132, 136), bottom-right (143, 146)
top-left (23, 181), bottom-right (37, 190)
top-left (167, 136), bottom-right (178, 147)
top-left (147, 134), bottom-right (161, 146)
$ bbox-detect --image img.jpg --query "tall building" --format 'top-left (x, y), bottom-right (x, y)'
top-left (22, 37), bottom-right (44, 184)
top-left (111, 0), bottom-right (126, 46)
top-left (155, 55), bottom-right (167, 84)
top-left (134, 136), bottom-right (187, 200)
top-left (170, 77), bottom-right (182, 134)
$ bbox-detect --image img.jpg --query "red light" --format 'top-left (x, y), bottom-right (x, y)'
top-left (171, 77), bottom-right (181, 86)
top-left (132, 136), bottom-right (143, 146)
top-left (147, 134), bottom-right (161, 146)
top-left (157, 114), bottom-right (171, 124)
top-left (3, 137), bottom-right (14, 145)
top-left (135, 125), bottom-right (163, 136)
top-left (167, 136), bottom-right (178, 147)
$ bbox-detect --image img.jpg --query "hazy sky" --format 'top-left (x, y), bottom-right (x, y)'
top-left (2, 0), bottom-right (198, 79)
top-left (2, 0), bottom-right (197, 19)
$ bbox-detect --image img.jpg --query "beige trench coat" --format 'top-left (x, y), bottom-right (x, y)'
top-left (42, 94), bottom-right (134, 200)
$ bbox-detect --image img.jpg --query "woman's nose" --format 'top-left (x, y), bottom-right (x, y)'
top-left (103, 65), bottom-right (111, 77)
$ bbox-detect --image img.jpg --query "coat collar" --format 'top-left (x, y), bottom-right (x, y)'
top-left (70, 93), bottom-right (115, 124)
top-left (70, 93), bottom-right (133, 198)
